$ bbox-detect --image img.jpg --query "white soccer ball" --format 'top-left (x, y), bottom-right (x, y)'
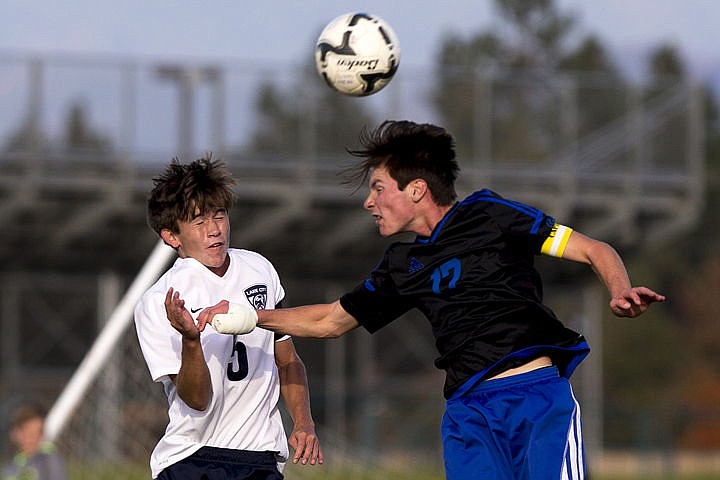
top-left (315, 13), bottom-right (400, 97)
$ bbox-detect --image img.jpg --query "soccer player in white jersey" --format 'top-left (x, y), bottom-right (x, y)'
top-left (134, 156), bottom-right (322, 479)
top-left (199, 120), bottom-right (665, 479)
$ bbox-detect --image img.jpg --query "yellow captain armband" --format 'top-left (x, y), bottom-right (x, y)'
top-left (541, 224), bottom-right (573, 258)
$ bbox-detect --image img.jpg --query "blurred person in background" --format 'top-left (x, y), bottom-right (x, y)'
top-left (2, 404), bottom-right (67, 480)
top-left (134, 156), bottom-right (322, 480)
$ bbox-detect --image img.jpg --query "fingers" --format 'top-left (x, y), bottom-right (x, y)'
top-left (196, 300), bottom-right (230, 329)
top-left (610, 287), bottom-right (665, 317)
top-left (164, 288), bottom-right (186, 319)
top-left (289, 430), bottom-right (323, 465)
top-left (164, 288), bottom-right (201, 339)
top-left (638, 287), bottom-right (666, 303)
top-left (165, 287), bottom-right (184, 310)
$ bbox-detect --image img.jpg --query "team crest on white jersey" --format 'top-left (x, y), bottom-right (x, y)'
top-left (244, 284), bottom-right (268, 310)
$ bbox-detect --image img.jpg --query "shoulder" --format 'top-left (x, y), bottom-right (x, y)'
top-left (460, 189), bottom-right (527, 210)
top-left (141, 258), bottom-right (196, 296)
top-left (230, 248), bottom-right (273, 266)
top-left (459, 188), bottom-right (501, 205)
top-left (230, 248), bottom-right (280, 276)
top-left (461, 189), bottom-right (549, 220)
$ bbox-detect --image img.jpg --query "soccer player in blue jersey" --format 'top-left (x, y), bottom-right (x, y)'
top-left (198, 120), bottom-right (665, 479)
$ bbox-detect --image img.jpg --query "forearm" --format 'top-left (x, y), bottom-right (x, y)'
top-left (174, 337), bottom-right (212, 410)
top-left (257, 301), bottom-right (356, 338)
top-left (279, 359), bottom-right (315, 428)
top-left (277, 345), bottom-right (323, 465)
top-left (561, 231), bottom-right (664, 316)
top-left (586, 241), bottom-right (633, 297)
top-left (562, 232), bottom-right (631, 296)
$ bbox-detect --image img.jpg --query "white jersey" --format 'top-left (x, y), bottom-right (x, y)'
top-left (134, 248), bottom-right (289, 478)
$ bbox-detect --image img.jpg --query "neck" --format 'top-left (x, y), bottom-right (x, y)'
top-left (208, 254), bottom-right (231, 277)
top-left (417, 203), bottom-right (454, 237)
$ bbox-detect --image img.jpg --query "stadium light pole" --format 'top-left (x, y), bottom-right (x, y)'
top-left (45, 240), bottom-right (175, 442)
top-left (155, 64), bottom-right (222, 159)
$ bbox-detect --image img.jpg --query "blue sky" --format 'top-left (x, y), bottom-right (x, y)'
top-left (2, 0), bottom-right (718, 156)
top-left (2, 0), bottom-right (719, 79)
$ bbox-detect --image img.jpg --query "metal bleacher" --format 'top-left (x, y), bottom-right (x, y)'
top-left (0, 52), bottom-right (706, 471)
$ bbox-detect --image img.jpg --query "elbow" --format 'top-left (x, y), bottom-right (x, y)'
top-left (319, 319), bottom-right (353, 339)
top-left (318, 330), bottom-right (343, 339)
top-left (587, 240), bottom-right (620, 266)
top-left (188, 401), bottom-right (209, 412)
top-left (313, 301), bottom-right (357, 339)
top-left (185, 401), bottom-right (210, 412)
top-left (180, 388), bottom-right (212, 411)
top-left (184, 394), bottom-right (211, 411)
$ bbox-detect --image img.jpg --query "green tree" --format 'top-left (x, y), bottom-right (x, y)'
top-left (632, 44), bottom-right (720, 449)
top-left (430, 0), bottom-right (719, 450)
top-left (430, 0), bottom-right (623, 162)
top-left (5, 100), bottom-right (111, 153)
top-left (246, 65), bottom-right (376, 159)
top-left (558, 36), bottom-right (626, 139)
top-left (64, 101), bottom-right (112, 152)
top-left (4, 118), bottom-right (49, 152)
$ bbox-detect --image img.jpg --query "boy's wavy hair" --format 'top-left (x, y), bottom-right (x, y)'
top-left (147, 153), bottom-right (236, 235)
top-left (343, 120), bottom-right (460, 206)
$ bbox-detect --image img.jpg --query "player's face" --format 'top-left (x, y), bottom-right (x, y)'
top-left (364, 166), bottom-right (417, 237)
top-left (11, 417), bottom-right (43, 455)
top-left (164, 208), bottom-right (231, 274)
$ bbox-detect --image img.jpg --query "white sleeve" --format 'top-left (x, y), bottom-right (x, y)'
top-left (134, 291), bottom-right (182, 382)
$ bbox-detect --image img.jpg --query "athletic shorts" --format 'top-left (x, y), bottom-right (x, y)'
top-left (156, 446), bottom-right (284, 480)
top-left (441, 366), bottom-right (585, 480)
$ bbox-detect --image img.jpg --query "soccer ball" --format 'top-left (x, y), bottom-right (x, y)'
top-left (315, 13), bottom-right (400, 96)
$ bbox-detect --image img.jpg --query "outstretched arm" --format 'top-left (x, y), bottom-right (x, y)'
top-left (560, 231), bottom-right (665, 317)
top-left (275, 339), bottom-right (323, 466)
top-left (197, 300), bottom-right (360, 338)
top-left (259, 301), bottom-right (360, 337)
top-left (165, 288), bottom-right (212, 410)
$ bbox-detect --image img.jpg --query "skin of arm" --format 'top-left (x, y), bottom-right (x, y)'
top-left (274, 339), bottom-right (323, 465)
top-left (560, 231), bottom-right (665, 317)
top-left (197, 300), bottom-right (360, 339)
top-left (165, 287), bottom-right (212, 411)
top-left (258, 301), bottom-right (359, 337)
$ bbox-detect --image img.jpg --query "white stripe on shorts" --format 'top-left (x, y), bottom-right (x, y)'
top-left (561, 391), bottom-right (585, 480)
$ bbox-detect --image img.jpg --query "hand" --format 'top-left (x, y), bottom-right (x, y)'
top-left (195, 300), bottom-right (229, 330)
top-left (610, 286), bottom-right (665, 317)
top-left (288, 423), bottom-right (323, 466)
top-left (165, 288), bottom-right (206, 340)
top-left (212, 303), bottom-right (257, 334)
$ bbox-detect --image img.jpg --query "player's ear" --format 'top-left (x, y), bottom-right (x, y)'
top-left (410, 179), bottom-right (428, 202)
top-left (160, 229), bottom-right (180, 249)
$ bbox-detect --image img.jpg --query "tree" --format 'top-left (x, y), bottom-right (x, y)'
top-left (64, 101), bottom-right (112, 152)
top-left (558, 36), bottom-right (626, 139)
top-left (430, 0), bottom-right (623, 161)
top-left (5, 100), bottom-right (111, 154)
top-left (430, 0), bottom-right (720, 450)
top-left (246, 65), bottom-right (375, 159)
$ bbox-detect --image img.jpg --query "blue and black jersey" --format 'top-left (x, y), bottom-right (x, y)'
top-left (340, 189), bottom-right (589, 398)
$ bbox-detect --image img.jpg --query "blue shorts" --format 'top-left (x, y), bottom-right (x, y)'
top-left (441, 366), bottom-right (585, 480)
top-left (156, 446), bottom-right (283, 480)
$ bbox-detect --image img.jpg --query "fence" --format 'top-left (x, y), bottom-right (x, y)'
top-left (0, 50), bottom-right (712, 477)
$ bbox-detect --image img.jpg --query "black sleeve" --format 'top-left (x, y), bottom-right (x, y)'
top-left (484, 194), bottom-right (556, 254)
top-left (340, 256), bottom-right (414, 333)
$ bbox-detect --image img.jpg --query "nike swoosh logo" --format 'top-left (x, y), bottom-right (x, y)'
top-left (191, 307), bottom-right (202, 313)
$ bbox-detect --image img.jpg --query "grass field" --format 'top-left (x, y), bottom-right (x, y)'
top-left (283, 463), bottom-right (720, 480)
top-left (69, 461), bottom-right (720, 479)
